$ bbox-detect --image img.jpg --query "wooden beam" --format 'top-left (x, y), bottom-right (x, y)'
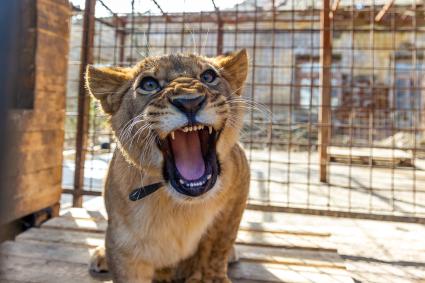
top-left (73, 0), bottom-right (96, 207)
top-left (319, 0), bottom-right (332, 183)
top-left (375, 0), bottom-right (395, 22)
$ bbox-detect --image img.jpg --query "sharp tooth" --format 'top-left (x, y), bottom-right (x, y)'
top-left (179, 179), bottom-right (184, 184)
top-left (208, 126), bottom-right (213, 134)
top-left (183, 127), bottom-right (188, 132)
top-left (190, 126), bottom-right (193, 132)
top-left (207, 174), bottom-right (212, 180)
top-left (198, 125), bottom-right (203, 130)
top-left (171, 131), bottom-right (175, 140)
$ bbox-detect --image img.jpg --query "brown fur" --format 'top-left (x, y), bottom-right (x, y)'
top-left (86, 50), bottom-right (250, 283)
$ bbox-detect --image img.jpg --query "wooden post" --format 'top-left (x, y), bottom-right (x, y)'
top-left (319, 0), bottom-right (332, 183)
top-left (73, 0), bottom-right (96, 207)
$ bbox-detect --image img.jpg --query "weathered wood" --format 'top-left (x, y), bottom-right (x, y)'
top-left (0, 253), bottom-right (353, 283)
top-left (8, 110), bottom-right (66, 132)
top-left (318, 0), bottom-right (332, 183)
top-left (16, 227), bottom-right (345, 268)
top-left (329, 146), bottom-right (413, 167)
top-left (59, 207), bottom-right (332, 236)
top-left (41, 213), bottom-right (337, 251)
top-left (6, 146), bottom-right (63, 177)
top-left (2, 167), bottom-right (62, 224)
top-left (12, 0), bottom-right (37, 109)
top-left (8, 130), bottom-right (64, 152)
top-left (3, 0), bottom-right (69, 223)
top-left (237, 230), bottom-right (336, 251)
top-left (0, 241), bottom-right (92, 265)
top-left (0, 207), bottom-right (356, 283)
top-left (229, 261), bottom-right (354, 283)
top-left (42, 215), bottom-right (107, 233)
top-left (16, 227), bottom-right (104, 248)
top-left (236, 245), bottom-right (345, 268)
top-left (0, 240), bottom-right (351, 283)
top-left (0, 255), bottom-right (102, 283)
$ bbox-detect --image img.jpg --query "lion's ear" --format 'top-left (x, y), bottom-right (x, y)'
top-left (85, 65), bottom-right (132, 114)
top-left (215, 49), bottom-right (248, 95)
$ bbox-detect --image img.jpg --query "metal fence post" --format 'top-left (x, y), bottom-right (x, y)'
top-left (73, 0), bottom-right (96, 207)
top-left (319, 0), bottom-right (332, 183)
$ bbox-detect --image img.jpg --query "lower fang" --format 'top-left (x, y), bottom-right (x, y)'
top-left (179, 179), bottom-right (184, 184)
top-left (207, 174), bottom-right (212, 180)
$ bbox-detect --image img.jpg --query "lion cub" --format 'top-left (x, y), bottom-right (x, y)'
top-left (86, 49), bottom-right (250, 283)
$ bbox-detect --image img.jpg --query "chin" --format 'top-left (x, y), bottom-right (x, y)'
top-left (158, 124), bottom-right (222, 199)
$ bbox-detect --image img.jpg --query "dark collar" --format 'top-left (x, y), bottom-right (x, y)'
top-left (129, 182), bottom-right (163, 201)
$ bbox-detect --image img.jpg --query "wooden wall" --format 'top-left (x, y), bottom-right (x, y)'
top-left (3, 0), bottom-right (70, 223)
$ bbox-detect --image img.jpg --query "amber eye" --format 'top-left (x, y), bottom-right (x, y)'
top-left (200, 69), bottom-right (218, 84)
top-left (139, 77), bottom-right (160, 94)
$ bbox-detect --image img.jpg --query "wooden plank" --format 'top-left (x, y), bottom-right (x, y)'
top-left (16, 227), bottom-right (344, 268)
top-left (0, 254), bottom-right (352, 283)
top-left (240, 221), bottom-right (331, 237)
top-left (0, 241), bottom-right (92, 265)
top-left (237, 230), bottom-right (336, 252)
top-left (59, 208), bottom-right (331, 236)
top-left (42, 215), bottom-right (337, 251)
top-left (60, 207), bottom-right (107, 221)
top-left (2, 167), bottom-right (62, 223)
top-left (0, 254), bottom-right (104, 283)
top-left (0, 240), bottom-right (352, 283)
top-left (8, 130), bottom-right (64, 152)
top-left (42, 216), bottom-right (107, 233)
top-left (329, 146), bottom-right (413, 167)
top-left (16, 227), bottom-right (104, 248)
top-left (8, 110), bottom-right (66, 132)
top-left (236, 245), bottom-right (345, 269)
top-left (6, 146), bottom-right (63, 177)
top-left (229, 261), bottom-right (354, 283)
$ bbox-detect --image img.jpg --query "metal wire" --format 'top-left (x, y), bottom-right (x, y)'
top-left (64, 0), bottom-right (425, 221)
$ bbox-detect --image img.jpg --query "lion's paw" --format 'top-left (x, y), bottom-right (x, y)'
top-left (89, 246), bottom-right (111, 280)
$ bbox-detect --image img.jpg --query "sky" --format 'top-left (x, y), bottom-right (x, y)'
top-left (70, 0), bottom-right (246, 16)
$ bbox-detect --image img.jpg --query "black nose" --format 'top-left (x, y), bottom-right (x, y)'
top-left (170, 96), bottom-right (206, 116)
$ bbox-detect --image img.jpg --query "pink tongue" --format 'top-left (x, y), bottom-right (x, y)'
top-left (170, 130), bottom-right (205, 180)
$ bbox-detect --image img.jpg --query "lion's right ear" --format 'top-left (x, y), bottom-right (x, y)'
top-left (85, 65), bottom-right (132, 114)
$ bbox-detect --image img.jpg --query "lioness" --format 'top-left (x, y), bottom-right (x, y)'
top-left (86, 49), bottom-right (250, 283)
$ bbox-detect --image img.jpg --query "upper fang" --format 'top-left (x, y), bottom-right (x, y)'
top-left (209, 126), bottom-right (213, 134)
top-left (171, 131), bottom-right (175, 140)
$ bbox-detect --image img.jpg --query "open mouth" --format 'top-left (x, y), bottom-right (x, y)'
top-left (158, 125), bottom-right (220, 197)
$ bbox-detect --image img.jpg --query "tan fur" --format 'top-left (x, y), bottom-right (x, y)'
top-left (86, 50), bottom-right (250, 283)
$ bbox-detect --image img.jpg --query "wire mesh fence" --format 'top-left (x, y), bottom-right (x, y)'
top-left (63, 0), bottom-right (425, 220)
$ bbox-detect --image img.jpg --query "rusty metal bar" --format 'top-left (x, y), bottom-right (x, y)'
top-left (375, 0), bottom-right (395, 22)
top-left (118, 19), bottom-right (126, 66)
top-left (319, 0), bottom-right (332, 183)
top-left (72, 0), bottom-right (96, 207)
top-left (212, 0), bottom-right (223, 55)
top-left (216, 20), bottom-right (224, 55)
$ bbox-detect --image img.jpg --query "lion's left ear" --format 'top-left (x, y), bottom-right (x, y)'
top-left (214, 49), bottom-right (248, 95)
